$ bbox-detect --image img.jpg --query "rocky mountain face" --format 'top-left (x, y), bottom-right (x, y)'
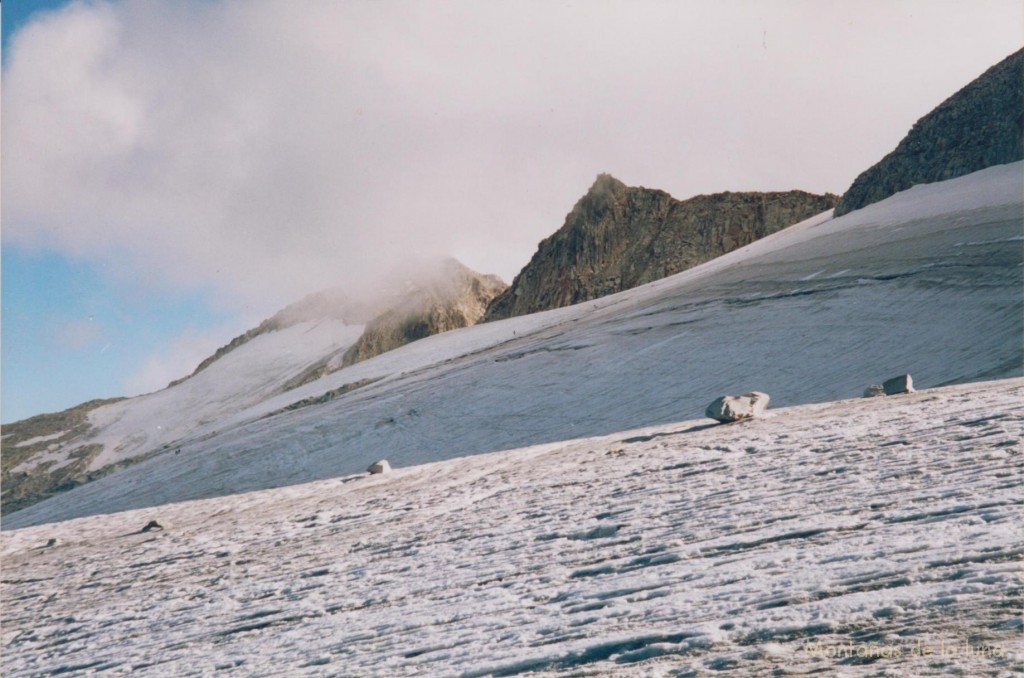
top-left (341, 259), bottom-right (507, 366)
top-left (484, 176), bottom-right (838, 321)
top-left (834, 48), bottom-right (1023, 216)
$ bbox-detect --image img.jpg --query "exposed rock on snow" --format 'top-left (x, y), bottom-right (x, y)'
top-left (140, 520), bottom-right (164, 533)
top-left (1, 399), bottom-right (124, 516)
top-left (863, 384), bottom-right (886, 397)
top-left (367, 460), bottom-right (391, 474)
top-left (705, 392), bottom-right (770, 422)
top-left (883, 374), bottom-right (915, 395)
top-left (342, 259), bottom-right (506, 367)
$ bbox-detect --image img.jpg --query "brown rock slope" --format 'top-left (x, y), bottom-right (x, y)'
top-left (342, 259), bottom-right (506, 366)
top-left (1, 399), bottom-right (123, 515)
top-left (484, 175), bottom-right (838, 321)
top-left (834, 48), bottom-right (1023, 216)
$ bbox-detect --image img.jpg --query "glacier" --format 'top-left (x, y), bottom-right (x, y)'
top-left (6, 162), bottom-right (1021, 529)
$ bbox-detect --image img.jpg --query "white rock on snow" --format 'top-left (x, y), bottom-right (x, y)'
top-left (705, 391), bottom-right (770, 422)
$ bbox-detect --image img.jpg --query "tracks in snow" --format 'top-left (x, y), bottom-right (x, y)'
top-left (2, 379), bottom-right (1022, 676)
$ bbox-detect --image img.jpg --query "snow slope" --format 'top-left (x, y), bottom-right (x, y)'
top-left (6, 162), bottom-right (1022, 528)
top-left (10, 319), bottom-right (364, 474)
top-left (2, 378), bottom-right (1021, 676)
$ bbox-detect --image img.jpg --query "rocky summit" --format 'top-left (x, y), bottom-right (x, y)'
top-left (483, 176), bottom-right (838, 321)
top-left (341, 259), bottom-right (506, 366)
top-left (834, 48), bottom-right (1024, 216)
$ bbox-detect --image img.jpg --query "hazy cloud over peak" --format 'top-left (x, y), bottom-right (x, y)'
top-left (4, 0), bottom-right (1022, 313)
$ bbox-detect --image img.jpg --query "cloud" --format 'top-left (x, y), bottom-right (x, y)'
top-left (120, 325), bottom-right (236, 396)
top-left (4, 0), bottom-right (1022, 315)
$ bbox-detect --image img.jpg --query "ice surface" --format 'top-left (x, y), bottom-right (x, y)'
top-left (2, 378), bottom-right (1021, 676)
top-left (8, 163), bottom-right (1021, 527)
top-left (11, 319), bottom-right (364, 475)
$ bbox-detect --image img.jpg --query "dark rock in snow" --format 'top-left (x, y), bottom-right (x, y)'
top-left (883, 374), bottom-right (915, 395)
top-left (367, 460), bottom-right (391, 475)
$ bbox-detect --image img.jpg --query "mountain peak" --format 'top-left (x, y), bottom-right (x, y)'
top-left (340, 260), bottom-right (507, 367)
top-left (834, 47), bottom-right (1023, 215)
top-left (484, 182), bottom-right (838, 322)
top-left (589, 173), bottom-right (627, 193)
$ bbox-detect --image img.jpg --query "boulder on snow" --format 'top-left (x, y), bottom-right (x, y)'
top-left (367, 460), bottom-right (391, 474)
top-left (705, 392), bottom-right (770, 423)
top-left (883, 374), bottom-right (915, 395)
top-left (863, 384), bottom-right (886, 398)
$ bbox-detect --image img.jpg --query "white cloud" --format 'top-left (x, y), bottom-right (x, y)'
top-left (120, 325), bottom-right (236, 396)
top-left (4, 0), bottom-right (1022, 316)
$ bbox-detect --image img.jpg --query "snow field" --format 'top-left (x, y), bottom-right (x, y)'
top-left (3, 378), bottom-right (1021, 676)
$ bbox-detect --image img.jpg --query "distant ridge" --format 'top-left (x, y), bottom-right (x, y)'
top-left (484, 177), bottom-right (837, 321)
top-left (1, 258), bottom-right (504, 516)
top-left (168, 287), bottom-right (376, 388)
top-left (835, 48), bottom-right (1024, 216)
top-left (340, 259), bottom-right (505, 368)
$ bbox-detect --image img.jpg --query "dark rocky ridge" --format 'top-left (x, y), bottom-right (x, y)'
top-left (484, 176), bottom-right (838, 321)
top-left (341, 259), bottom-right (506, 367)
top-left (834, 48), bottom-right (1024, 216)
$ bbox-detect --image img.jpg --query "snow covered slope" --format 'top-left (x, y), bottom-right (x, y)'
top-left (3, 260), bottom-right (504, 515)
top-left (2, 378), bottom-right (1021, 676)
top-left (9, 319), bottom-right (366, 475)
top-left (6, 162), bottom-right (1022, 528)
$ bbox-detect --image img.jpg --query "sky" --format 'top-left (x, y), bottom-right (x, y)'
top-left (2, 0), bottom-right (1022, 423)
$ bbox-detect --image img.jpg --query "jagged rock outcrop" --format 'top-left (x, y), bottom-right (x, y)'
top-left (834, 48), bottom-right (1024, 216)
top-left (484, 176), bottom-right (838, 321)
top-left (342, 259), bottom-right (506, 366)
